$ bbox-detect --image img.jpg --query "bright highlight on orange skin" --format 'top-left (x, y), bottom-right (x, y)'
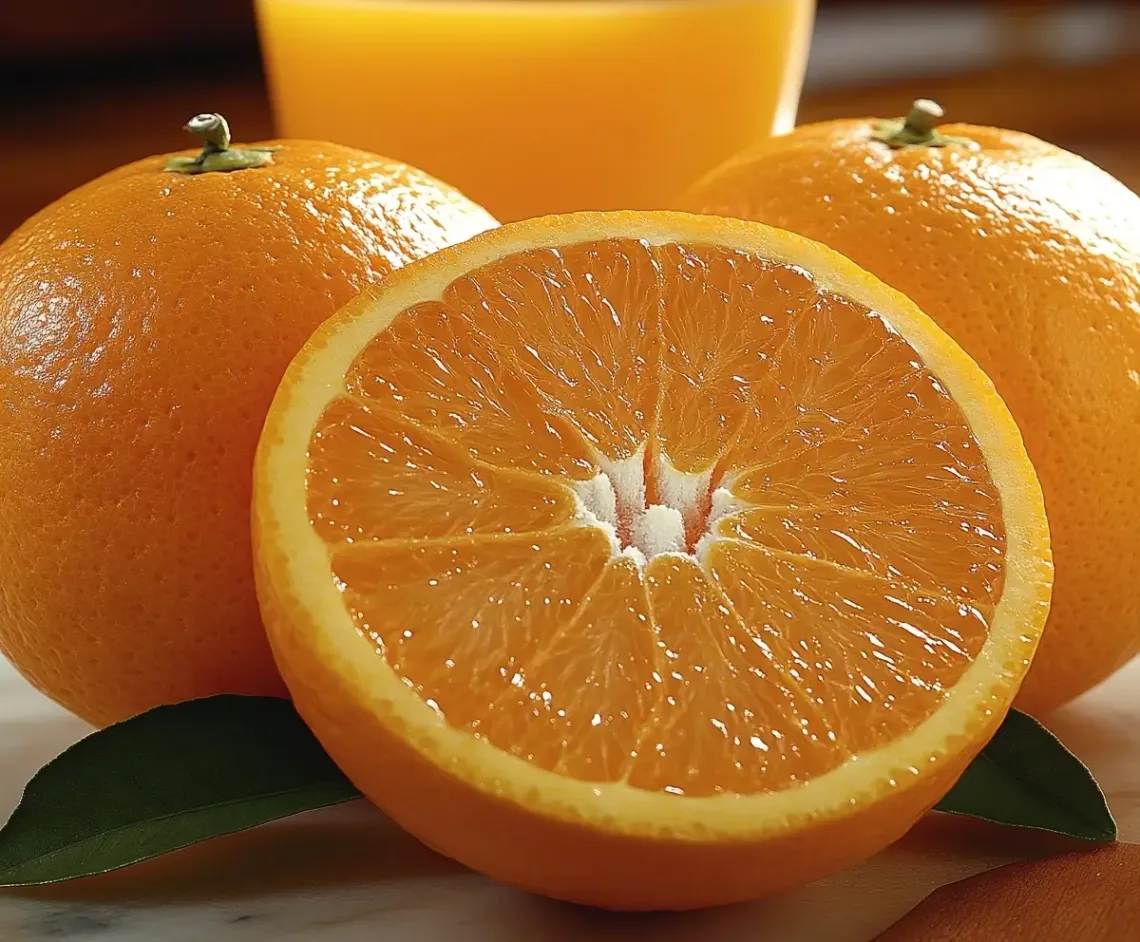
top-left (306, 238), bottom-right (1006, 797)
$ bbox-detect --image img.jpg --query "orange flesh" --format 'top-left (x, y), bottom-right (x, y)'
top-left (306, 239), bottom-right (1006, 797)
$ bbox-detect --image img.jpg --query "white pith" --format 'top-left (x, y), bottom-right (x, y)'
top-left (571, 450), bottom-right (745, 566)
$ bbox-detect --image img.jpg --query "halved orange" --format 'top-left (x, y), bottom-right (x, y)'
top-left (253, 212), bottom-right (1052, 911)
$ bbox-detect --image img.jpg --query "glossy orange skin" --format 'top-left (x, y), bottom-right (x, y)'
top-left (680, 119), bottom-right (1140, 713)
top-left (0, 140), bottom-right (496, 726)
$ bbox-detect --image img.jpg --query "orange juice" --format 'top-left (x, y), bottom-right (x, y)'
top-left (256, 0), bottom-right (814, 221)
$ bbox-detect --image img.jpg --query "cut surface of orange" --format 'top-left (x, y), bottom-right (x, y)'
top-left (254, 212), bottom-right (1052, 910)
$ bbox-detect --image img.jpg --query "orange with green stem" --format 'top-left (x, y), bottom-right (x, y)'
top-left (680, 99), bottom-right (1140, 714)
top-left (0, 114), bottom-right (496, 726)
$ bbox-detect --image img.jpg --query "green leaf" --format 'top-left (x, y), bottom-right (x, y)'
top-left (0, 696), bottom-right (362, 887)
top-left (0, 700), bottom-right (1116, 888)
top-left (935, 707), bottom-right (1117, 842)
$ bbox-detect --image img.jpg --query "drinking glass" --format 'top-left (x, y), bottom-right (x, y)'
top-left (256, 0), bottom-right (815, 221)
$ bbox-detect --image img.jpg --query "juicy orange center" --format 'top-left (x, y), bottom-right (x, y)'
top-left (306, 238), bottom-right (1005, 797)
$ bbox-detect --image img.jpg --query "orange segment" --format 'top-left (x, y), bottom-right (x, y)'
top-left (254, 212), bottom-right (1052, 910)
top-left (656, 243), bottom-right (816, 473)
top-left (485, 555), bottom-right (657, 781)
top-left (707, 540), bottom-right (989, 756)
top-left (717, 291), bottom-right (945, 474)
top-left (716, 499), bottom-right (1004, 606)
top-left (331, 526), bottom-right (612, 737)
top-left (633, 553), bottom-right (840, 795)
top-left (344, 300), bottom-right (596, 479)
top-left (444, 241), bottom-right (662, 462)
top-left (308, 398), bottom-right (578, 543)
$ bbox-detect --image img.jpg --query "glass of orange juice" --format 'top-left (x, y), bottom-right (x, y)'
top-left (255, 0), bottom-right (815, 222)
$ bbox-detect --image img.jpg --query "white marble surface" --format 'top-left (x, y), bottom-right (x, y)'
top-left (1, 655), bottom-right (1137, 942)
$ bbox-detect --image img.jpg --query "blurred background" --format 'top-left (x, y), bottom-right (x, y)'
top-left (2, 0), bottom-right (1138, 236)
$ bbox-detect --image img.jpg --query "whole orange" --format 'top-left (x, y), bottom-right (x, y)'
top-left (679, 101), bottom-right (1140, 714)
top-left (0, 115), bottom-right (496, 727)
